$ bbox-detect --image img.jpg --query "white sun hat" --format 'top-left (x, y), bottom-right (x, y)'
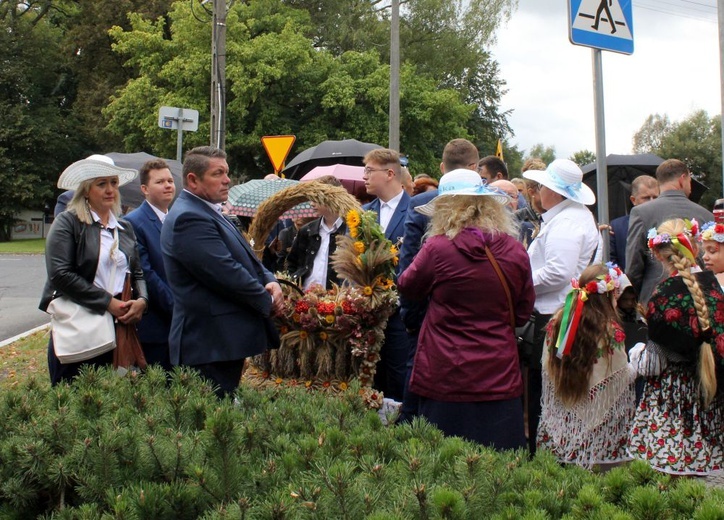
top-left (415, 168), bottom-right (511, 216)
top-left (522, 158), bottom-right (596, 206)
top-left (57, 154), bottom-right (138, 190)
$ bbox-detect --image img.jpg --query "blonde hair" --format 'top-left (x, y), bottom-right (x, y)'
top-left (428, 195), bottom-right (517, 239)
top-left (654, 219), bottom-right (717, 406)
top-left (65, 178), bottom-right (122, 225)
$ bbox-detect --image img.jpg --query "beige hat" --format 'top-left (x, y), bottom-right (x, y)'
top-left (57, 154), bottom-right (138, 190)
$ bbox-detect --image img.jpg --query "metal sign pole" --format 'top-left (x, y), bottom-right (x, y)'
top-left (593, 48), bottom-right (609, 261)
top-left (176, 107), bottom-right (184, 163)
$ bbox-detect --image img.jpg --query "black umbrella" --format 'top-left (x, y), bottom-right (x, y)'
top-left (581, 153), bottom-right (707, 221)
top-left (283, 139), bottom-right (382, 179)
top-left (106, 152), bottom-right (184, 210)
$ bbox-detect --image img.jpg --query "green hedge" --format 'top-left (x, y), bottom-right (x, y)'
top-left (0, 367), bottom-right (722, 519)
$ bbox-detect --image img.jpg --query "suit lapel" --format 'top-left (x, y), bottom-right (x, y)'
top-left (141, 201), bottom-right (163, 234)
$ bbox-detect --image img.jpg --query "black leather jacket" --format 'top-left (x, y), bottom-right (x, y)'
top-left (286, 218), bottom-right (346, 290)
top-left (39, 211), bottom-right (148, 313)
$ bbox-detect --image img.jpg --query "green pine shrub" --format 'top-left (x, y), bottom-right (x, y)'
top-left (0, 367), bottom-right (722, 519)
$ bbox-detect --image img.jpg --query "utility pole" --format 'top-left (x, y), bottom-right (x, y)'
top-left (210, 0), bottom-right (227, 149)
top-left (388, 0), bottom-right (400, 151)
top-left (718, 0), bottom-right (724, 195)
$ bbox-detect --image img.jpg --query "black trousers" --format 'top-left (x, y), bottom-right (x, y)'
top-left (193, 360), bottom-right (245, 399)
top-left (526, 311), bottom-right (552, 456)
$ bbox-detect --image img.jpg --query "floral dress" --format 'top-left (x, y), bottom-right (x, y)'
top-left (629, 271), bottom-right (724, 475)
top-left (538, 322), bottom-right (635, 469)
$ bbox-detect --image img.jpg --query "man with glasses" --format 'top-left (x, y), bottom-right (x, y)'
top-left (626, 159), bottom-right (713, 304)
top-left (362, 148), bottom-right (410, 402)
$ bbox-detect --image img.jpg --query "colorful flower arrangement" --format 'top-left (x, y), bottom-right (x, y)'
top-left (248, 209), bottom-right (398, 408)
top-left (647, 218), bottom-right (700, 262)
top-left (571, 262), bottom-right (624, 299)
top-left (700, 221), bottom-right (724, 244)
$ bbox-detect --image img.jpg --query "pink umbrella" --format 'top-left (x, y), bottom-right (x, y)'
top-left (300, 164), bottom-right (367, 200)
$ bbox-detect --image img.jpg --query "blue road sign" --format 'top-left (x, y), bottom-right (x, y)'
top-left (569, 0), bottom-right (634, 55)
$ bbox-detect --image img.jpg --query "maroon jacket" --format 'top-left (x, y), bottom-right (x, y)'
top-left (397, 227), bottom-right (535, 402)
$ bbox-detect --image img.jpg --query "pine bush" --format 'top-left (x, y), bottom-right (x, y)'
top-left (0, 367), bottom-right (722, 518)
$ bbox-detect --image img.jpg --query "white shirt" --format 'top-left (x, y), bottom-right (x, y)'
top-left (183, 188), bottom-right (223, 214)
top-left (379, 190), bottom-right (404, 232)
top-left (304, 217), bottom-right (343, 291)
top-left (90, 210), bottom-right (128, 296)
top-left (148, 202), bottom-right (168, 223)
top-left (527, 199), bottom-right (601, 314)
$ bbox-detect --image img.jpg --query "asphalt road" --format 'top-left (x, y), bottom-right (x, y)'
top-left (0, 254), bottom-right (49, 343)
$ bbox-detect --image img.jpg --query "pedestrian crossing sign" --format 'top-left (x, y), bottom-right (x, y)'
top-left (569, 0), bottom-right (634, 55)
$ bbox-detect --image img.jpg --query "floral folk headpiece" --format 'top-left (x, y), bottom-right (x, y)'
top-left (700, 221), bottom-right (724, 244)
top-left (647, 218), bottom-right (700, 263)
top-left (554, 263), bottom-right (623, 359)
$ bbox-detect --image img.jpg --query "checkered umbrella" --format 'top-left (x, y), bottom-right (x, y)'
top-left (226, 178), bottom-right (317, 219)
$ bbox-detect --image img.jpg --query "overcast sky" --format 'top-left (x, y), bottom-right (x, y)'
top-left (491, 0), bottom-right (721, 160)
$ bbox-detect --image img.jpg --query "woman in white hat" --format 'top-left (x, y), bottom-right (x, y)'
top-left (39, 155), bottom-right (148, 384)
top-left (521, 158), bottom-right (601, 455)
top-left (397, 169), bottom-right (535, 450)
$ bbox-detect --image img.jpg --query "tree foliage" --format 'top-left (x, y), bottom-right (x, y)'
top-left (569, 149), bottom-right (596, 167)
top-left (105, 0), bottom-right (482, 177)
top-left (632, 110), bottom-right (722, 210)
top-left (525, 143), bottom-right (557, 166)
top-left (0, 6), bottom-right (83, 240)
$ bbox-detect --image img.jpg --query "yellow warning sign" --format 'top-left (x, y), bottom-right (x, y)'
top-left (261, 135), bottom-right (296, 174)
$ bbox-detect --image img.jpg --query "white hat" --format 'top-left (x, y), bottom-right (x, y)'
top-left (416, 168), bottom-right (511, 216)
top-left (57, 154), bottom-right (138, 190)
top-left (522, 159), bottom-right (595, 206)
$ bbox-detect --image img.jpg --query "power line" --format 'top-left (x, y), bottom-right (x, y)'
top-left (680, 0), bottom-right (716, 7)
top-left (634, 2), bottom-right (717, 23)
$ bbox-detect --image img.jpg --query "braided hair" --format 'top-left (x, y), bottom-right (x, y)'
top-left (652, 219), bottom-right (717, 406)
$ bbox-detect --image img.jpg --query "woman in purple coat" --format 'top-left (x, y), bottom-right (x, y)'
top-left (397, 169), bottom-right (535, 450)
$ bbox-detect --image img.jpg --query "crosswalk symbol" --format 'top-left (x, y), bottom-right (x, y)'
top-left (261, 135), bottom-right (296, 174)
top-left (569, 0), bottom-right (633, 55)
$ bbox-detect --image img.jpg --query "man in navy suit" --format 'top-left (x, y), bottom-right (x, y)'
top-left (125, 159), bottom-right (177, 370)
top-left (362, 148), bottom-right (411, 401)
top-left (161, 147), bottom-right (284, 397)
top-left (608, 174), bottom-right (658, 271)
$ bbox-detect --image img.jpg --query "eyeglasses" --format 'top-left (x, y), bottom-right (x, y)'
top-left (363, 167), bottom-right (390, 175)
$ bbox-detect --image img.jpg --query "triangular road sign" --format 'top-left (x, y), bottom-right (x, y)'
top-left (261, 135), bottom-right (296, 174)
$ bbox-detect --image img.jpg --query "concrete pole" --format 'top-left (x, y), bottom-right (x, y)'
top-left (389, 0), bottom-right (400, 151)
top-left (718, 0), bottom-right (724, 196)
top-left (210, 0), bottom-right (227, 149)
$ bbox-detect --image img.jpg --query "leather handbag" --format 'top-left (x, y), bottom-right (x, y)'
top-left (48, 297), bottom-right (116, 364)
top-left (48, 227), bottom-right (118, 364)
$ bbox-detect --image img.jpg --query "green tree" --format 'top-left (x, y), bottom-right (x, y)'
top-left (632, 110), bottom-right (722, 209)
top-left (105, 0), bottom-right (476, 176)
top-left (0, 6), bottom-right (83, 240)
top-left (525, 143), bottom-right (556, 166)
top-left (632, 114), bottom-right (671, 154)
top-left (569, 149), bottom-right (596, 167)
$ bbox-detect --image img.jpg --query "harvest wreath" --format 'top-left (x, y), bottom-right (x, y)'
top-left (244, 181), bottom-right (399, 407)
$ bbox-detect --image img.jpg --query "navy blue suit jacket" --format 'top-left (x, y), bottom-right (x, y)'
top-left (363, 191), bottom-right (411, 276)
top-left (398, 189), bottom-right (437, 330)
top-left (609, 214), bottom-right (629, 271)
top-left (161, 190), bottom-right (279, 366)
top-left (125, 201), bottom-right (174, 344)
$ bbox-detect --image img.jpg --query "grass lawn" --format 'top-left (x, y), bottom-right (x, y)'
top-left (0, 329), bottom-right (49, 389)
top-left (0, 238), bottom-right (46, 254)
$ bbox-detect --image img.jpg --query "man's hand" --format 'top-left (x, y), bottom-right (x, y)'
top-left (265, 282), bottom-right (285, 316)
top-left (117, 299), bottom-right (148, 324)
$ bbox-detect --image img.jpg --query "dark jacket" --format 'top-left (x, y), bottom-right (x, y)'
top-left (286, 217), bottom-right (347, 290)
top-left (363, 191), bottom-right (411, 276)
top-left (124, 201), bottom-right (174, 344)
top-left (609, 214), bottom-right (629, 271)
top-left (397, 228), bottom-right (535, 402)
top-left (626, 190), bottom-right (713, 304)
top-left (160, 190), bottom-right (279, 366)
top-left (39, 211), bottom-right (148, 313)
